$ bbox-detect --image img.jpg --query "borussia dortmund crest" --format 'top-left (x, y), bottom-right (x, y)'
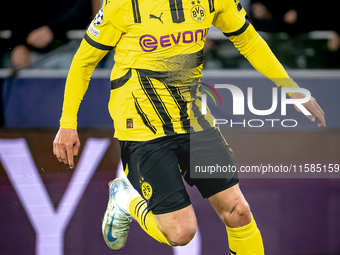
top-left (140, 180), bottom-right (153, 200)
top-left (191, 2), bottom-right (206, 22)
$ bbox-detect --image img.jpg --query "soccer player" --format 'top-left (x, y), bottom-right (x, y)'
top-left (53, 0), bottom-right (326, 254)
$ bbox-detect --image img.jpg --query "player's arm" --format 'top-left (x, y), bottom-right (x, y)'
top-left (53, 40), bottom-right (109, 168)
top-left (213, 0), bottom-right (326, 127)
top-left (228, 25), bottom-right (325, 127)
top-left (53, 2), bottom-right (125, 168)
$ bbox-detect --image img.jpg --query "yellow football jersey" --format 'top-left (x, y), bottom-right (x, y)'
top-left (83, 0), bottom-right (248, 141)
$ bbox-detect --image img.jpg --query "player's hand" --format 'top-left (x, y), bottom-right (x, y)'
top-left (291, 92), bottom-right (326, 127)
top-left (27, 26), bottom-right (54, 48)
top-left (53, 129), bottom-right (80, 169)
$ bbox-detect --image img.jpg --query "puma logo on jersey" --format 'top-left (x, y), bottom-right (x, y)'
top-left (150, 13), bottom-right (163, 23)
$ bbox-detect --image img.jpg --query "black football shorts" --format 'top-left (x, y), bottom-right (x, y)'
top-left (119, 127), bottom-right (238, 214)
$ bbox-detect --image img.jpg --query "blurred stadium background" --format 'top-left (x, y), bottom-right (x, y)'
top-left (0, 0), bottom-right (340, 254)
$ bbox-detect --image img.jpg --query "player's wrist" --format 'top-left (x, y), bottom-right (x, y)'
top-left (59, 126), bottom-right (77, 131)
top-left (271, 78), bottom-right (299, 97)
top-left (59, 117), bottom-right (78, 131)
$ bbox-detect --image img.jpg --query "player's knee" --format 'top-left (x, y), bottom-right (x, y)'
top-left (225, 200), bottom-right (251, 228)
top-left (168, 228), bottom-right (196, 246)
top-left (166, 224), bottom-right (197, 246)
top-left (232, 200), bottom-right (251, 219)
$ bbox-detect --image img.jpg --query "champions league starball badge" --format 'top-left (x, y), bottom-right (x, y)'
top-left (94, 8), bottom-right (104, 26)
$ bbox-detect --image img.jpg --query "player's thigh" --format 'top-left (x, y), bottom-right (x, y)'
top-left (119, 138), bottom-right (191, 214)
top-left (183, 127), bottom-right (251, 227)
top-left (184, 127), bottom-right (239, 201)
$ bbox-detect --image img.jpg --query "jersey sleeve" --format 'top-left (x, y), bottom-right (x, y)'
top-left (60, 1), bottom-right (128, 130)
top-left (228, 24), bottom-right (300, 96)
top-left (212, 0), bottom-right (249, 37)
top-left (84, 1), bottom-right (126, 51)
top-left (59, 40), bottom-right (108, 130)
top-left (213, 0), bottom-right (299, 95)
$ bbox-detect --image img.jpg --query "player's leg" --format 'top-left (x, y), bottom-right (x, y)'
top-left (153, 206), bottom-right (197, 245)
top-left (124, 142), bottom-right (197, 246)
top-left (102, 178), bottom-right (197, 250)
top-left (207, 183), bottom-right (264, 254)
top-left (187, 127), bottom-right (264, 254)
top-left (208, 183), bottom-right (251, 227)
top-left (129, 197), bottom-right (197, 246)
top-left (103, 137), bottom-right (197, 250)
